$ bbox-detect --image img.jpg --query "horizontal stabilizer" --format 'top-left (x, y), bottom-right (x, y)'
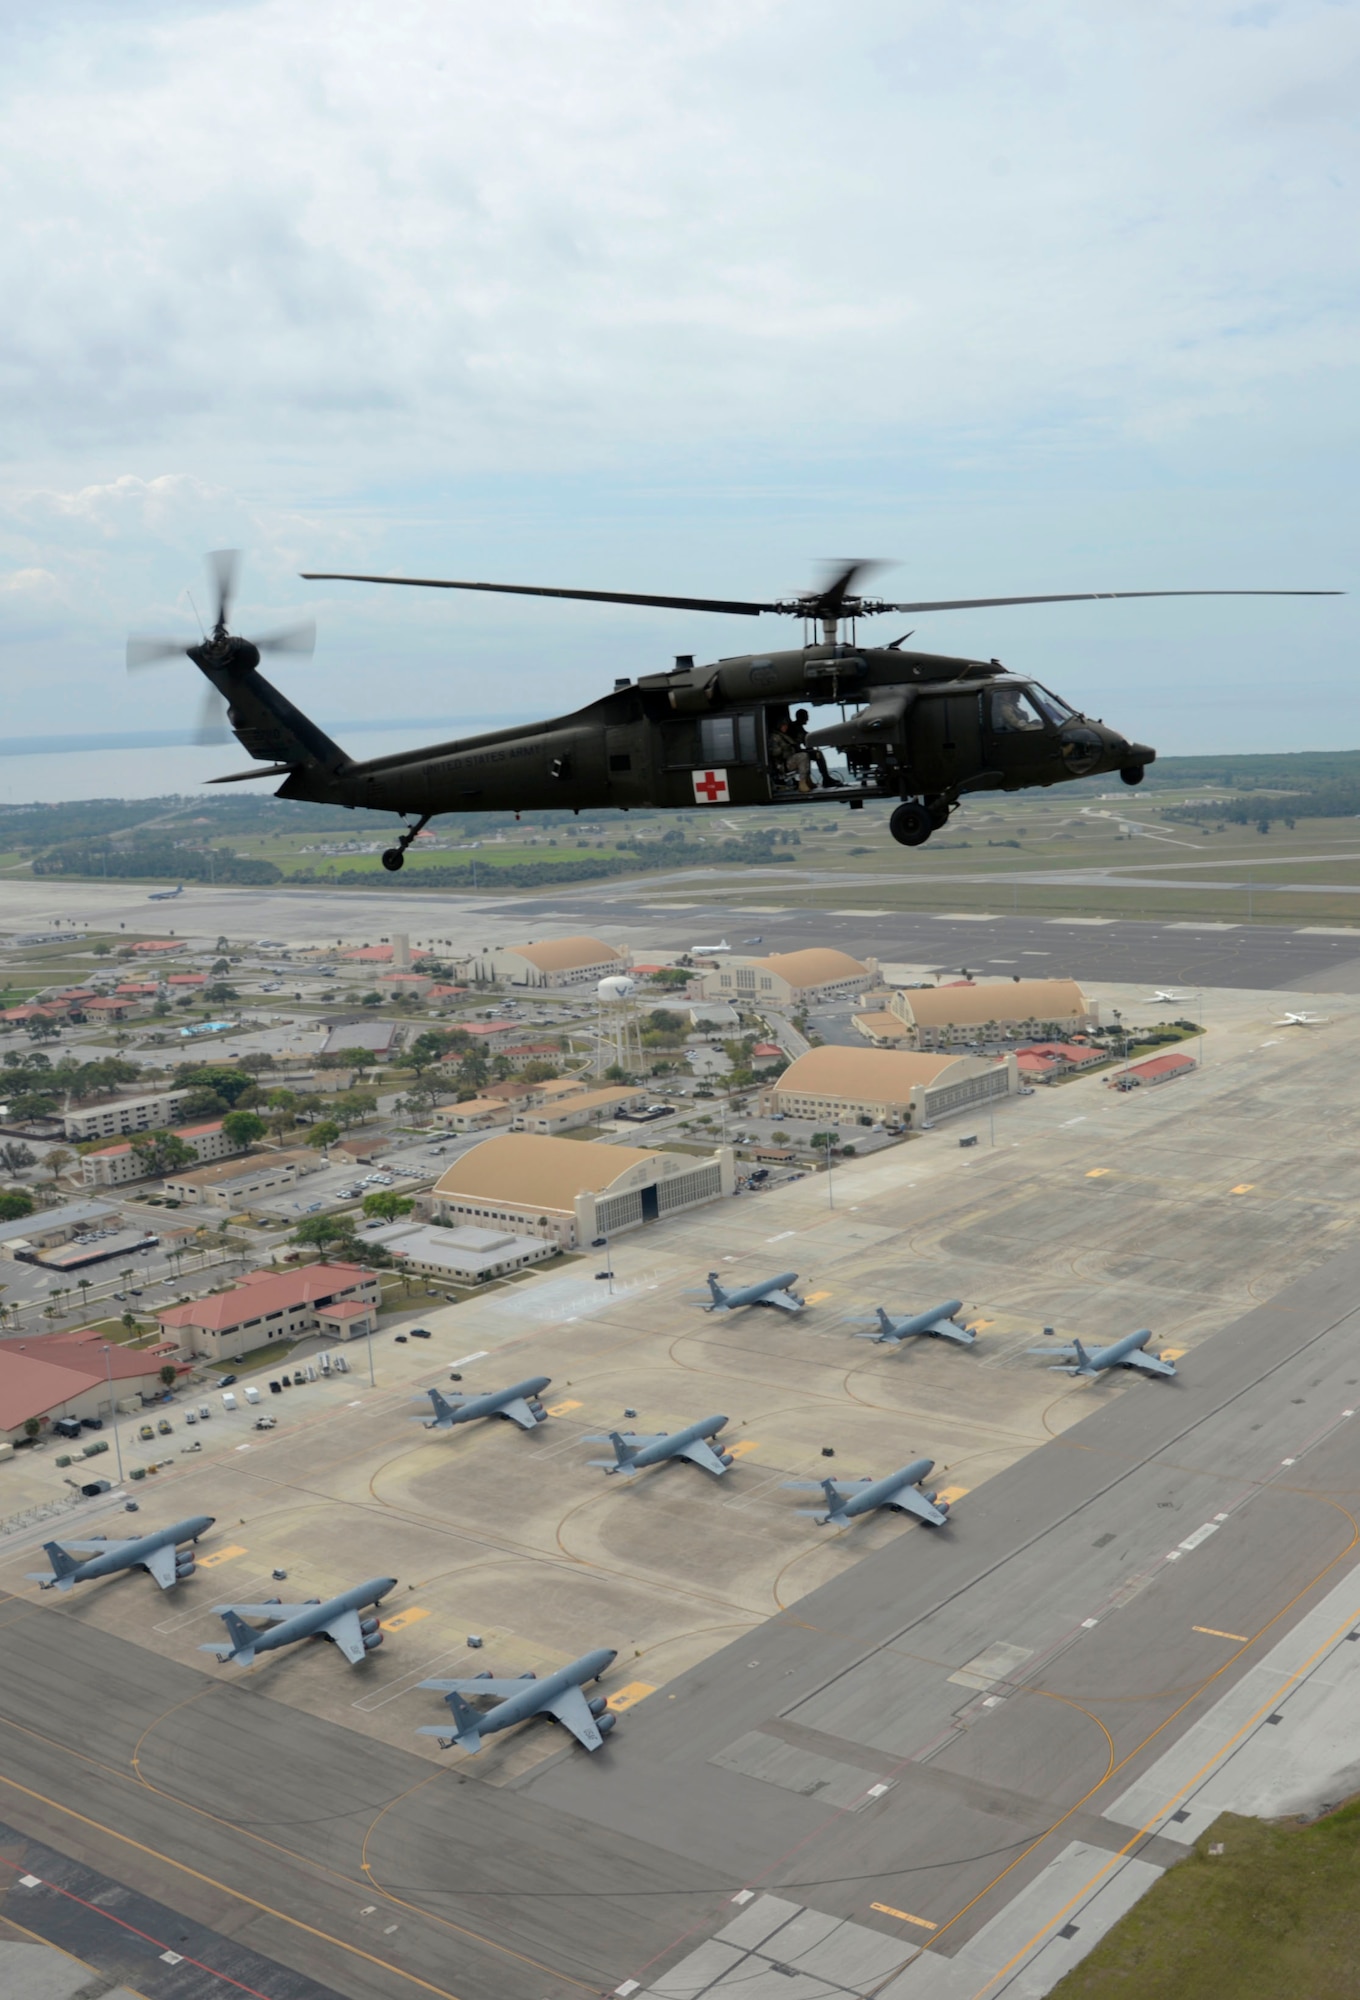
top-left (206, 763), bottom-right (297, 784)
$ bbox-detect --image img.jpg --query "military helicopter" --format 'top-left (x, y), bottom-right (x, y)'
top-left (128, 555), bottom-right (1337, 872)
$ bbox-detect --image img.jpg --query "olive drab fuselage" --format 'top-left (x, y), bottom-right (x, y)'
top-left (269, 640), bottom-right (1154, 836)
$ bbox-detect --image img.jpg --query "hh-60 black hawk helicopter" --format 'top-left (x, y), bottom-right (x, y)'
top-left (128, 555), bottom-right (1337, 871)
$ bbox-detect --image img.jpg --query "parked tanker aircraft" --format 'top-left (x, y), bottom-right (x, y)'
top-left (1029, 1329), bottom-right (1176, 1379)
top-left (786, 1459), bottom-right (950, 1528)
top-left (852, 1301), bottom-right (976, 1349)
top-left (29, 1515), bottom-right (215, 1592)
top-left (202, 1577), bottom-right (397, 1665)
top-left (700, 1270), bottom-right (803, 1314)
top-left (417, 1377), bottom-right (551, 1432)
top-left (587, 1414), bottom-right (734, 1477)
top-left (417, 1647), bottom-right (619, 1753)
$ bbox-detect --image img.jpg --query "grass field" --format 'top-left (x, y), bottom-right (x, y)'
top-left (1051, 1805), bottom-right (1360, 1999)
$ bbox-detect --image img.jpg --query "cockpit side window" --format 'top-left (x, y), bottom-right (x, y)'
top-left (989, 687), bottom-right (1047, 733)
top-left (1030, 685), bottom-right (1078, 727)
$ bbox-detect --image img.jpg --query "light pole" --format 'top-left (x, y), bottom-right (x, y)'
top-left (822, 1133), bottom-right (835, 1208)
top-left (591, 1233), bottom-right (614, 1296)
top-left (102, 1344), bottom-right (124, 1487)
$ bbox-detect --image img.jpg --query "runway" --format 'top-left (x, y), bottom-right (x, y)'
top-left (4, 1241), bottom-right (1360, 1997)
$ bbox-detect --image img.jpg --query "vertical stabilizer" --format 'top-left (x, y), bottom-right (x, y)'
top-left (607, 1432), bottom-right (636, 1471)
top-left (445, 1689), bottom-right (484, 1751)
top-left (41, 1541), bottom-right (82, 1589)
top-left (706, 1273), bottom-right (728, 1309)
top-left (222, 1608), bottom-right (259, 1663)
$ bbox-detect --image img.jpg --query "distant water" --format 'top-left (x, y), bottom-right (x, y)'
top-left (0, 717), bottom-right (525, 805)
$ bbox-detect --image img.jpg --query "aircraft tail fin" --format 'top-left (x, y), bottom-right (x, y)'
top-left (1072, 1338), bottom-right (1091, 1370)
top-left (427, 1387), bottom-right (456, 1423)
top-left (201, 657), bottom-right (349, 786)
top-left (706, 1273), bottom-right (728, 1310)
top-left (444, 1689), bottom-right (483, 1751)
top-left (220, 1608), bottom-right (258, 1663)
top-left (875, 1308), bottom-right (894, 1338)
top-left (41, 1540), bottom-right (82, 1584)
top-left (607, 1432), bottom-right (637, 1471)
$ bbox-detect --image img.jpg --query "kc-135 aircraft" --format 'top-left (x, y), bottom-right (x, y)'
top-left (1031, 1329), bottom-right (1177, 1379)
top-left (202, 1577), bottom-right (397, 1666)
top-left (416, 1377), bottom-right (551, 1432)
top-left (587, 1413), bottom-right (734, 1477)
top-left (699, 1270), bottom-right (804, 1314)
top-left (787, 1458), bottom-right (951, 1528)
top-left (29, 1514), bottom-right (215, 1592)
top-left (417, 1647), bottom-right (619, 1754)
top-left (852, 1301), bottom-right (977, 1349)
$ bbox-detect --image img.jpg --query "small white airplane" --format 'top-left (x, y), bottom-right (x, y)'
top-left (1145, 989), bottom-right (1190, 1004)
top-left (691, 939), bottom-right (730, 955)
top-left (1275, 1011), bottom-right (1329, 1027)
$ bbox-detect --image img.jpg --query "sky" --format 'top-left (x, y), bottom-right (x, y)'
top-left (1, 0), bottom-right (1356, 800)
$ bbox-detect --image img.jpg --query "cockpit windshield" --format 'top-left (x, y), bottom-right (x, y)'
top-left (1030, 684), bottom-right (1079, 727)
top-left (989, 687), bottom-right (1047, 733)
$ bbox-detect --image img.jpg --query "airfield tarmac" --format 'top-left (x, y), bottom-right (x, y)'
top-left (4, 981), bottom-right (1360, 1995)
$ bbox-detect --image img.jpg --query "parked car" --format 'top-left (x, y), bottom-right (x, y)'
top-left (253, 1415), bottom-right (277, 1431)
top-left (217, 1373), bottom-right (237, 1388)
top-left (157, 1417), bottom-right (173, 1435)
top-left (410, 1327), bottom-right (432, 1339)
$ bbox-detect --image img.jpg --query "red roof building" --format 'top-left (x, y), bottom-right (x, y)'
top-left (0, 1328), bottom-right (186, 1442)
top-left (156, 1262), bottom-right (381, 1362)
top-left (1110, 1051), bottom-right (1196, 1091)
top-left (340, 945), bottom-right (395, 963)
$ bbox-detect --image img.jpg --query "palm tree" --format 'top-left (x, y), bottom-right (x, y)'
top-left (77, 1277), bottom-right (93, 1321)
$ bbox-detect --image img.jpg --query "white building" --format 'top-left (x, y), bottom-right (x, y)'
top-left (81, 1120), bottom-right (241, 1189)
top-left (64, 1091), bottom-right (188, 1143)
top-left (361, 1221), bottom-right (554, 1284)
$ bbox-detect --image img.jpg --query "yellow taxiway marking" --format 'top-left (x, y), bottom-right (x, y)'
top-left (1160, 1348), bottom-right (1187, 1362)
top-left (1085, 1168), bottom-right (1111, 1179)
top-left (1231, 1183), bottom-right (1255, 1195)
top-left (1193, 1625), bottom-right (1249, 1643)
top-left (970, 1318), bottom-right (994, 1330)
top-left (726, 1439), bottom-right (761, 1460)
top-left (546, 1399), bottom-right (582, 1416)
top-left (871, 1902), bottom-right (936, 1930)
top-left (380, 1606), bottom-right (431, 1634)
top-left (196, 1545), bottom-right (247, 1570)
top-left (935, 1486), bottom-right (971, 1506)
top-left (605, 1681), bottom-right (655, 1713)
top-left (803, 1290), bottom-right (832, 1305)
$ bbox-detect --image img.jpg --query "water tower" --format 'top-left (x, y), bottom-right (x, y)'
top-left (596, 973), bottom-right (642, 1077)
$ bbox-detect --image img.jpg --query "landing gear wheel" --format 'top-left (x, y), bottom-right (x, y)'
top-left (1119, 765), bottom-right (1145, 787)
top-left (890, 801), bottom-right (934, 847)
top-left (381, 848), bottom-right (406, 872)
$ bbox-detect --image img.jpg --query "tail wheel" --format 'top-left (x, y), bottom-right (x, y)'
top-left (889, 801), bottom-right (934, 847)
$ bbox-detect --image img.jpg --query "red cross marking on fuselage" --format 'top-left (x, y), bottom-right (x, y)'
top-left (694, 770), bottom-right (727, 803)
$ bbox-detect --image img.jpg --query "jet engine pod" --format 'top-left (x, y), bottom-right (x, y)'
top-left (719, 1451), bottom-right (735, 1466)
top-left (359, 1615), bottom-right (380, 1636)
top-left (362, 1630), bottom-right (384, 1651)
top-left (597, 1709), bottom-right (617, 1735)
top-left (587, 1695), bottom-right (609, 1717)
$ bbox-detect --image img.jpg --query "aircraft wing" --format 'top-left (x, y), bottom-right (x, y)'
top-left (1123, 1349), bottom-right (1177, 1377)
top-left (675, 1436), bottom-right (730, 1474)
top-left (882, 1486), bottom-right (949, 1526)
top-left (420, 1677), bottom-right (528, 1698)
top-left (1027, 1345), bottom-right (1078, 1360)
top-left (55, 1538), bottom-right (129, 1554)
top-left (324, 1606), bottom-right (368, 1664)
top-left (212, 1602), bottom-right (311, 1621)
top-left (142, 1543), bottom-right (180, 1589)
top-left (930, 1318), bottom-right (976, 1345)
top-left (499, 1397), bottom-right (541, 1430)
top-left (759, 1288), bottom-right (804, 1313)
top-left (543, 1682), bottom-right (605, 1750)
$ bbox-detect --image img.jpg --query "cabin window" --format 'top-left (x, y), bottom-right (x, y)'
top-left (609, 752), bottom-right (632, 772)
top-left (699, 714), bottom-right (758, 764)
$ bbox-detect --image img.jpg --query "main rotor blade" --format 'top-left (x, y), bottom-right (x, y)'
top-left (300, 572), bottom-right (774, 616)
top-left (127, 636), bottom-right (193, 670)
top-left (878, 589), bottom-right (1344, 614)
top-left (208, 548), bottom-right (242, 628)
top-left (249, 620), bottom-right (316, 656)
